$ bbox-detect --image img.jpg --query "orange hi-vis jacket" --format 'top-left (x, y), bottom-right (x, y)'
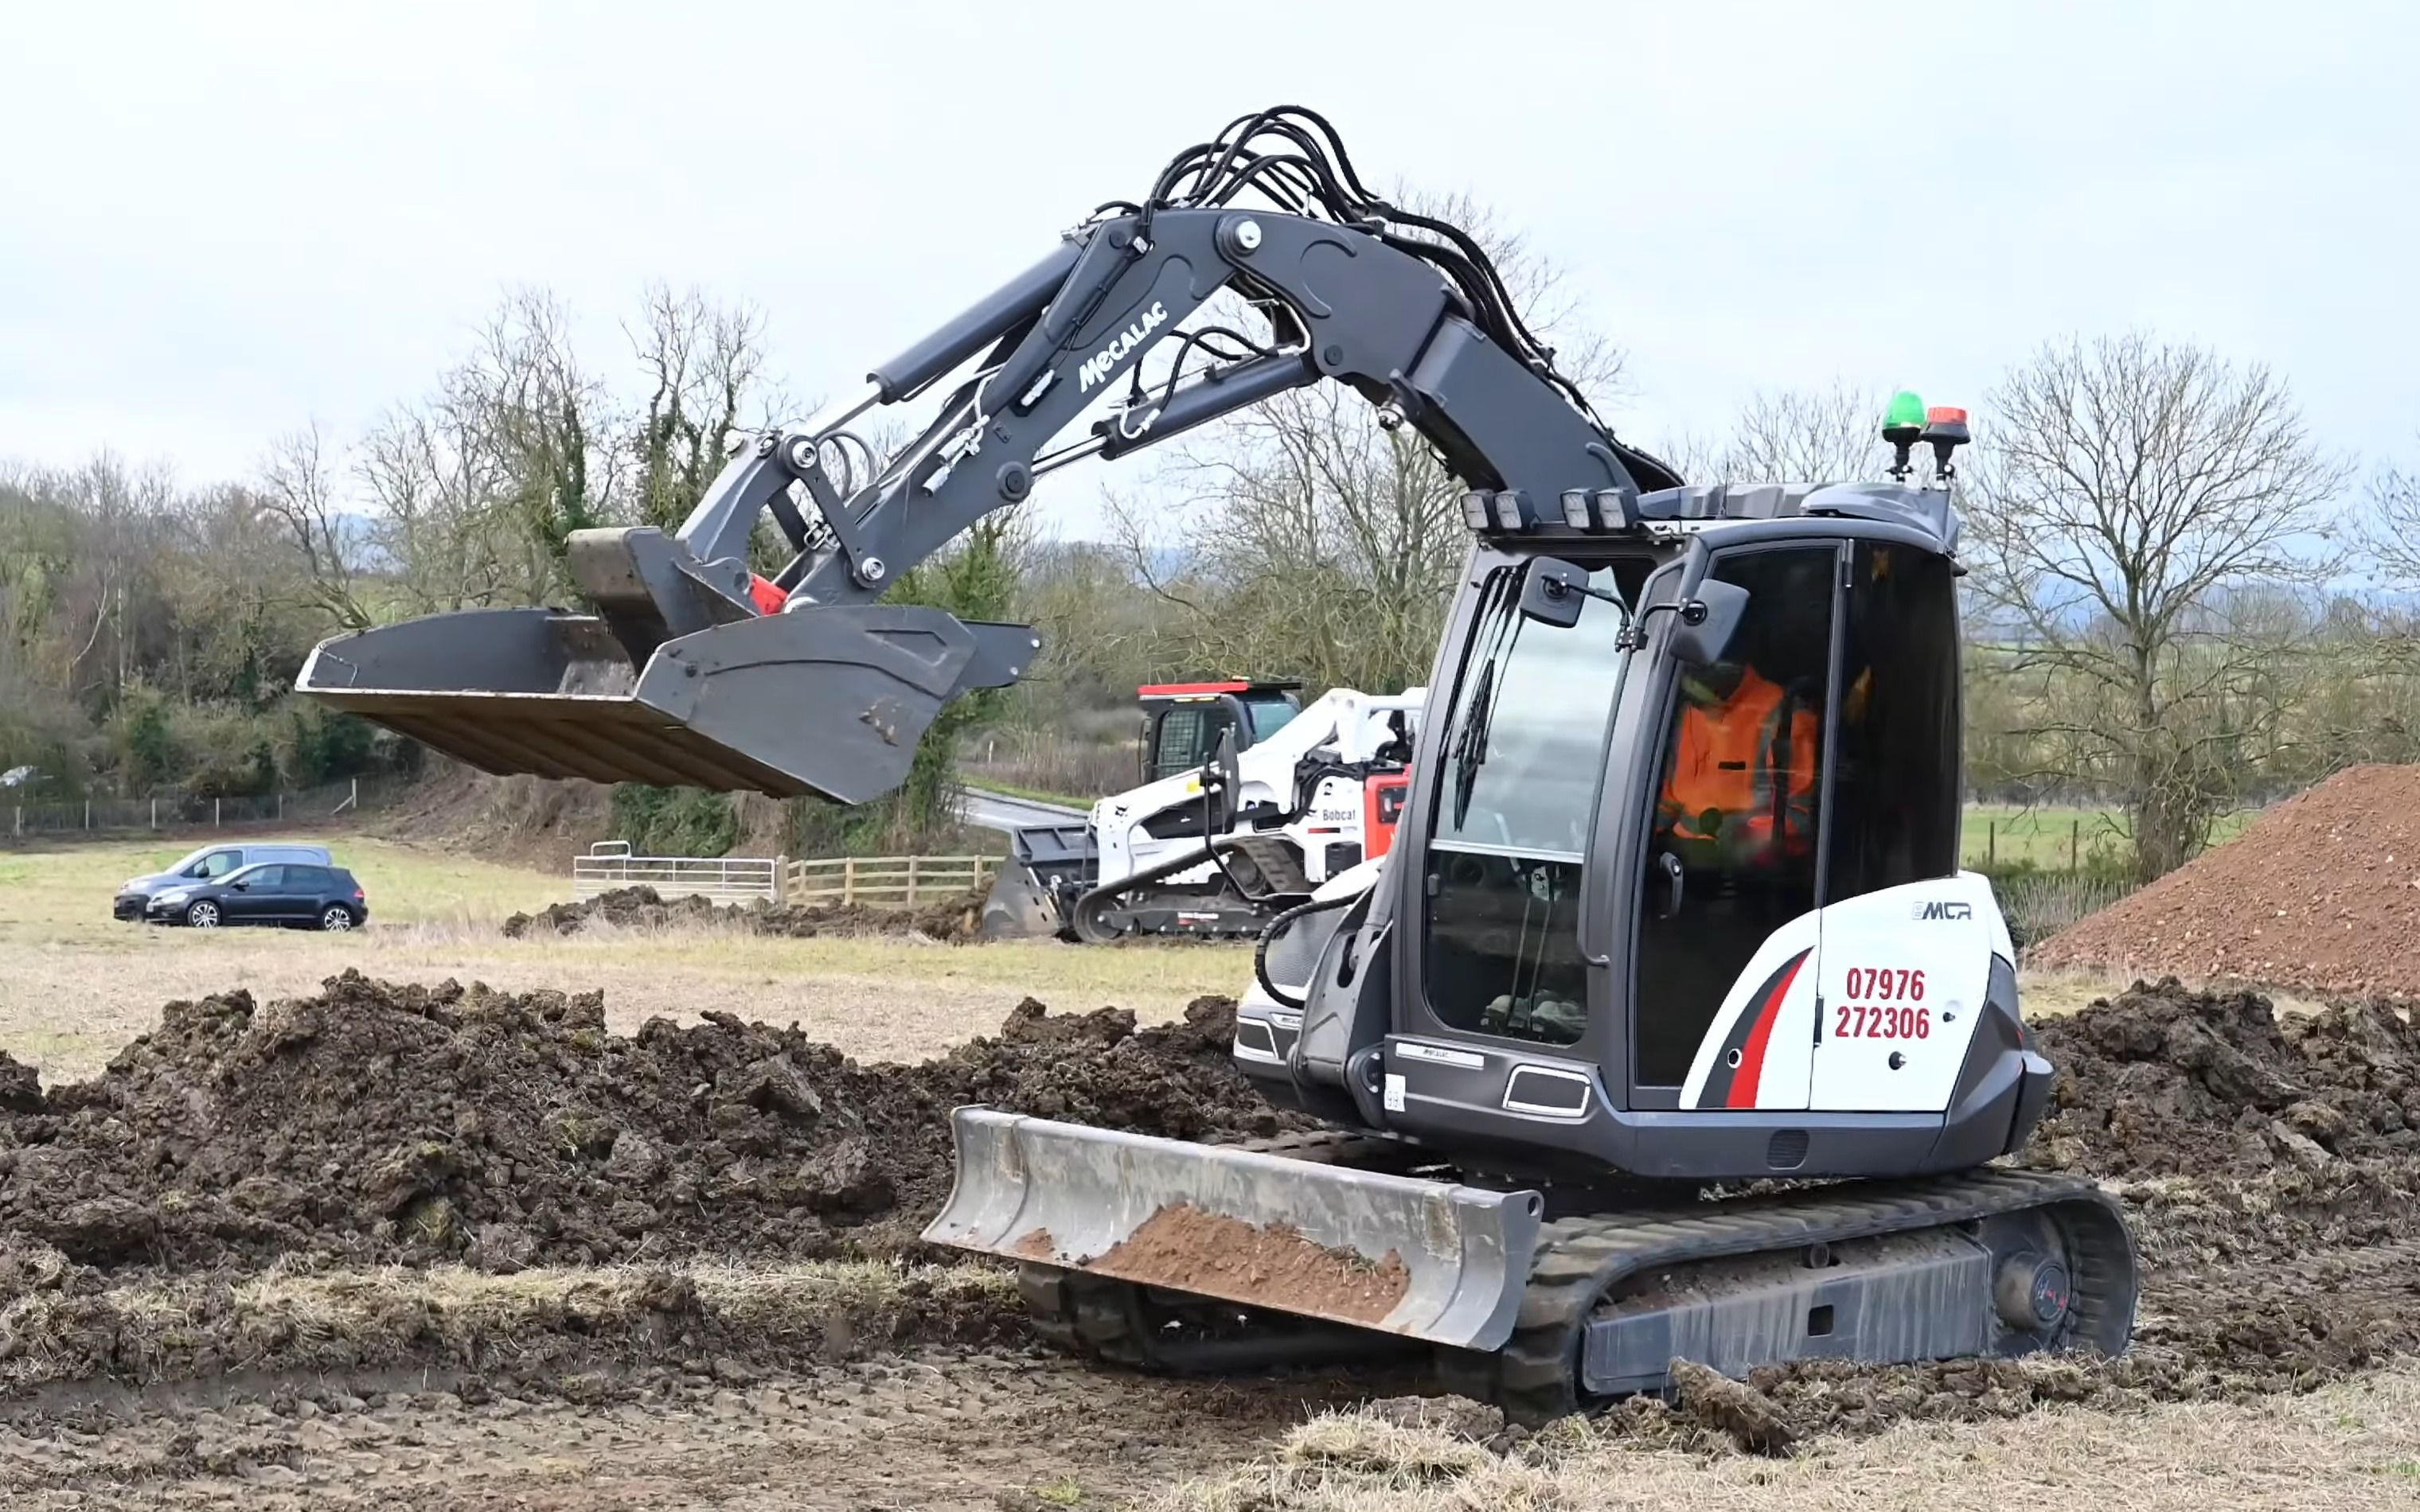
top-left (1657, 666), bottom-right (1818, 863)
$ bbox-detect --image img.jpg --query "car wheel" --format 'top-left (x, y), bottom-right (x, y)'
top-left (186, 900), bottom-right (221, 929)
top-left (319, 906), bottom-right (355, 933)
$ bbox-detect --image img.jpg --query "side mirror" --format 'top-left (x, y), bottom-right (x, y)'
top-left (1517, 557), bottom-right (1591, 628)
top-left (1667, 581), bottom-right (1750, 666)
top-left (1203, 727), bottom-right (1242, 832)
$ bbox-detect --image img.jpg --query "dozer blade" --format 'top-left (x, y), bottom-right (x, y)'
top-left (923, 1108), bottom-right (1544, 1350)
top-left (299, 604), bottom-right (1039, 804)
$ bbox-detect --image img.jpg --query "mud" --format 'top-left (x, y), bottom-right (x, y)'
top-left (2034, 763), bottom-right (2420, 993)
top-left (0, 1346), bottom-right (1401, 1510)
top-left (0, 1248), bottom-right (1020, 1401)
top-left (1081, 1205), bottom-right (1413, 1326)
top-left (0, 973), bottom-right (1291, 1273)
top-left (10, 965), bottom-right (2420, 1470)
top-left (502, 883), bottom-right (988, 943)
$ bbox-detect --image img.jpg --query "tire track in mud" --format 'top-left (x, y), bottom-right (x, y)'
top-left (0, 1349), bottom-right (1404, 1510)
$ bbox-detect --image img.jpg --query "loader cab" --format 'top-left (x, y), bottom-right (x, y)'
top-left (1263, 481), bottom-right (2008, 1183)
top-left (1138, 680), bottom-right (1302, 783)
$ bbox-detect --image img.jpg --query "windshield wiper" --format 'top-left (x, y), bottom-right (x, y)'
top-left (1448, 659), bottom-right (1497, 829)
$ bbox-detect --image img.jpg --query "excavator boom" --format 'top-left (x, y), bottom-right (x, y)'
top-left (298, 107), bottom-right (1674, 801)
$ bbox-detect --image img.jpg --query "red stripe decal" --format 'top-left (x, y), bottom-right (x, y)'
top-left (1727, 953), bottom-right (1807, 1109)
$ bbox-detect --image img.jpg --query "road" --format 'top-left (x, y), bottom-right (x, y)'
top-left (954, 786), bottom-right (1087, 833)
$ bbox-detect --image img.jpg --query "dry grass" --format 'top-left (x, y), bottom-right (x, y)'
top-left (1150, 1372), bottom-right (2420, 1510)
top-left (0, 833), bottom-right (1246, 1082)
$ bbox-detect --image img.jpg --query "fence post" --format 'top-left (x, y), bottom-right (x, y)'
top-left (907, 855), bottom-right (922, 904)
top-left (1987, 820), bottom-right (1996, 865)
top-left (843, 857), bottom-right (857, 906)
top-left (775, 854), bottom-right (789, 905)
top-left (214, 797), bottom-right (221, 828)
top-left (84, 799), bottom-right (91, 830)
top-left (2070, 818), bottom-right (2080, 871)
top-left (277, 792), bottom-right (283, 822)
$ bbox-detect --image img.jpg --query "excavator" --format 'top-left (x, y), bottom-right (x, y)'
top-left (981, 679), bottom-right (1426, 942)
top-left (297, 107), bottom-right (2138, 1420)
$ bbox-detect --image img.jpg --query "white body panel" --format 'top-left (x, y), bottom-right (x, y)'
top-left (1680, 871), bottom-right (2008, 1114)
top-left (1808, 872), bottom-right (2003, 1113)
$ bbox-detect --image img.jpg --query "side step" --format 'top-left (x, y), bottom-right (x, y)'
top-left (921, 1109), bottom-right (1544, 1350)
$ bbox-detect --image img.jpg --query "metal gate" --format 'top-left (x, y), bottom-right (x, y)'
top-left (572, 841), bottom-right (783, 904)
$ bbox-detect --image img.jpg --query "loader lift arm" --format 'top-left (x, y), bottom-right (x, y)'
top-left (298, 108), bottom-right (1680, 806)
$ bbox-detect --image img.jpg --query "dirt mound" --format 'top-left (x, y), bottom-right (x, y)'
top-left (502, 884), bottom-right (987, 943)
top-left (2033, 764), bottom-right (2420, 994)
top-left (0, 973), bottom-right (1291, 1273)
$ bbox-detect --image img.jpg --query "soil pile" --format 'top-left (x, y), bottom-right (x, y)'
top-left (0, 973), bottom-right (1288, 1272)
top-left (503, 884), bottom-right (987, 944)
top-left (2032, 764), bottom-right (2420, 994)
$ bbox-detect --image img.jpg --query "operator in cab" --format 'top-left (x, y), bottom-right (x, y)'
top-left (1656, 655), bottom-right (1820, 871)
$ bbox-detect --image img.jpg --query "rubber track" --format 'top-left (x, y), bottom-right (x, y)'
top-left (1486, 1167), bottom-right (2135, 1424)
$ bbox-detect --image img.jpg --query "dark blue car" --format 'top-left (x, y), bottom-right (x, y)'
top-left (145, 862), bottom-right (369, 931)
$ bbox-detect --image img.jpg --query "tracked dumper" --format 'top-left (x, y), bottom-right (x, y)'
top-left (300, 107), bottom-right (2139, 1420)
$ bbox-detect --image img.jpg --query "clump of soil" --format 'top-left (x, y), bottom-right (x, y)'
top-left (2032, 764), bottom-right (2420, 994)
top-left (502, 884), bottom-right (987, 943)
top-left (0, 973), bottom-right (1290, 1273)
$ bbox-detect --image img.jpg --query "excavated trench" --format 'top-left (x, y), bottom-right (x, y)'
top-left (1, 971), bottom-right (2416, 1449)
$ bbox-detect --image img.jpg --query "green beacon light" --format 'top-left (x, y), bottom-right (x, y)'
top-left (1883, 388), bottom-right (1926, 480)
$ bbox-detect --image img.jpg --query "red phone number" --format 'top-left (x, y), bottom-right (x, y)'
top-left (1834, 1003), bottom-right (1931, 1039)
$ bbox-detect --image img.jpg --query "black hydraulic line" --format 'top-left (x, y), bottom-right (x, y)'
top-left (1253, 890), bottom-right (1362, 1010)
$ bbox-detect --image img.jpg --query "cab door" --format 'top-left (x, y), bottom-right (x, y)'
top-left (1635, 544), bottom-right (1842, 1113)
top-left (1805, 541), bottom-right (1978, 1112)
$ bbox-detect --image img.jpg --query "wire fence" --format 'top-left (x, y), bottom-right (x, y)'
top-left (5, 774), bottom-right (411, 839)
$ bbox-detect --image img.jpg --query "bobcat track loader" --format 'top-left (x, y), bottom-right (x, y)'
top-left (299, 107), bottom-right (2138, 1420)
top-left (981, 680), bottom-right (1426, 942)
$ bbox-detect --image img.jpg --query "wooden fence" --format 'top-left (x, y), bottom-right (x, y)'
top-left (782, 853), bottom-right (998, 906)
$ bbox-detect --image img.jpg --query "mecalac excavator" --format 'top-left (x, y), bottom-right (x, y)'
top-left (981, 679), bottom-right (1427, 942)
top-left (298, 107), bottom-right (2137, 1419)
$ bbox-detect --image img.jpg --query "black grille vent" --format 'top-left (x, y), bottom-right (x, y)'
top-left (1766, 1128), bottom-right (1811, 1170)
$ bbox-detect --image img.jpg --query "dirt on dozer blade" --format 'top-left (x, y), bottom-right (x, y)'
top-left (923, 1109), bottom-right (1543, 1349)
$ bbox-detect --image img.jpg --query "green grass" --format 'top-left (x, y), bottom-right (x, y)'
top-left (1959, 803), bottom-right (2254, 870)
top-left (0, 834), bottom-right (564, 937)
top-left (962, 775), bottom-right (1095, 809)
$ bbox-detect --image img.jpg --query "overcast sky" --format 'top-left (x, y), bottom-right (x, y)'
top-left (4, 1), bottom-right (2413, 540)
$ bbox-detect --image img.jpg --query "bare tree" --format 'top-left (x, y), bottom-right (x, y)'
top-left (2360, 443), bottom-right (2420, 589)
top-left (1964, 332), bottom-right (2352, 879)
top-left (1704, 381), bottom-right (1891, 484)
top-left (257, 423), bottom-right (369, 629)
top-left (629, 283), bottom-right (777, 529)
top-left (1114, 191), bottom-right (1622, 694)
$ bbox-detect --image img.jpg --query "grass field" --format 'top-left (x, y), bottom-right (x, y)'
top-left (1959, 802), bottom-right (2257, 870)
top-left (0, 832), bottom-right (1243, 1083)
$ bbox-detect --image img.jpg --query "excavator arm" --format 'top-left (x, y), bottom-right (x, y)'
top-left (298, 107), bottom-right (1680, 804)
